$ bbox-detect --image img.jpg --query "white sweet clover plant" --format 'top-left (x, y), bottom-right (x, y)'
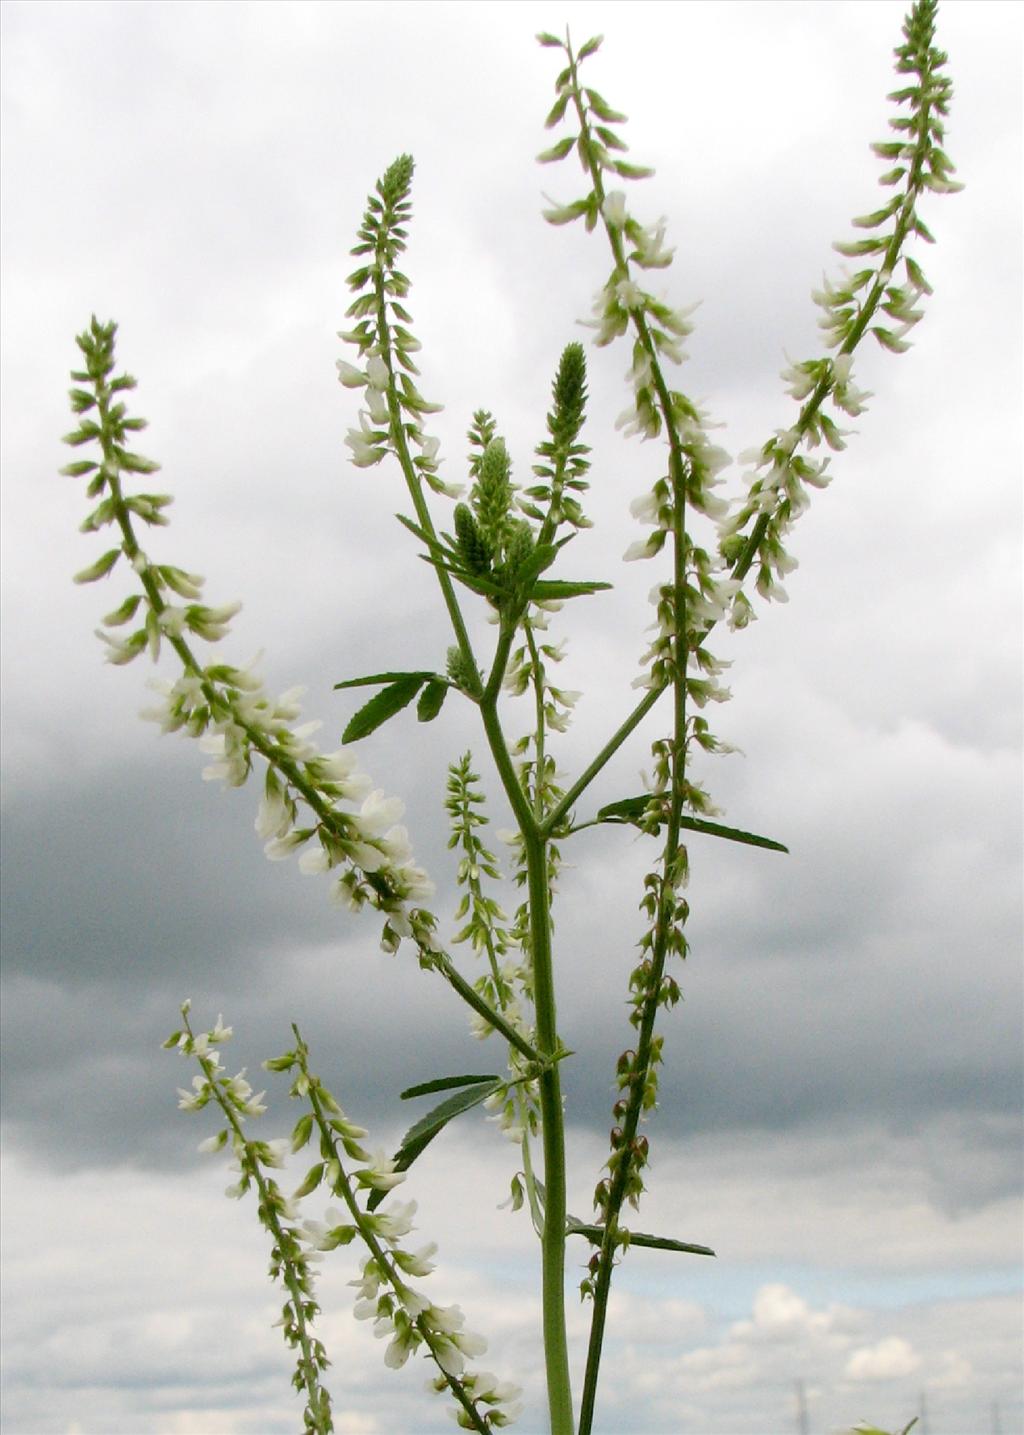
top-left (60, 3), bottom-right (959, 1431)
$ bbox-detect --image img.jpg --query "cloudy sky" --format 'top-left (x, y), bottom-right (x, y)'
top-left (1, 2), bottom-right (1020, 1433)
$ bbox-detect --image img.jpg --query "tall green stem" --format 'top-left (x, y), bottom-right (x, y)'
top-left (479, 669), bottom-right (573, 1433)
top-left (523, 820), bottom-right (574, 1435)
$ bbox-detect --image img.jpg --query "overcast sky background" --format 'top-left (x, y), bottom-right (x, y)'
top-left (1, 2), bottom-right (1021, 1433)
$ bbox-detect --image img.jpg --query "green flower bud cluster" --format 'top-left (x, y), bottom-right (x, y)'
top-left (522, 342), bottom-right (593, 534)
top-left (454, 503), bottom-right (493, 576)
top-left (473, 438), bottom-right (514, 551)
top-left (424, 423), bottom-right (555, 616)
top-left (445, 644), bottom-right (482, 694)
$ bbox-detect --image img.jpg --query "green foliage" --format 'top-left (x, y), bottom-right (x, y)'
top-left (340, 673), bottom-right (433, 743)
top-left (366, 1077), bottom-right (503, 1213)
top-left (595, 796), bottom-right (789, 853)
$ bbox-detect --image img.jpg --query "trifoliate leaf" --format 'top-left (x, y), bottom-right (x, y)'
top-left (341, 675), bottom-right (428, 743)
top-left (366, 1077), bottom-right (502, 1211)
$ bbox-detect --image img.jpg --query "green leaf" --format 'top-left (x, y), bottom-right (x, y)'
top-left (366, 1078), bottom-right (502, 1211)
top-left (394, 511), bottom-right (458, 562)
top-left (416, 678), bottom-right (448, 722)
top-left (681, 816), bottom-right (788, 852)
top-left (595, 795), bottom-right (655, 824)
top-left (510, 539), bottom-right (563, 590)
top-left (565, 1216), bottom-right (715, 1257)
top-left (334, 670), bottom-right (435, 690)
top-left (400, 1073), bottom-right (499, 1100)
top-left (416, 552), bottom-right (502, 597)
top-left (342, 675), bottom-right (427, 743)
top-left (531, 578), bottom-right (612, 601)
top-left (596, 796), bottom-right (788, 852)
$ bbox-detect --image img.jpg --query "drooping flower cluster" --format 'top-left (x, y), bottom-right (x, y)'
top-left (535, 29), bottom-right (748, 1326)
top-left (718, 0), bottom-right (962, 624)
top-left (62, 316), bottom-right (438, 958)
top-left (536, 33), bottom-right (737, 764)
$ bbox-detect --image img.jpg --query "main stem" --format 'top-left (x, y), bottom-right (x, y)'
top-left (480, 692), bottom-right (574, 1434)
top-left (524, 823), bottom-right (573, 1434)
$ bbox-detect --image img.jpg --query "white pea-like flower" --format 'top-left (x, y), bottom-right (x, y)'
top-left (336, 360), bottom-right (367, 389)
top-left (629, 490), bottom-right (660, 525)
top-left (393, 1243), bottom-right (438, 1278)
top-left (255, 787), bottom-right (292, 841)
top-left (601, 190), bottom-right (627, 228)
top-left (263, 832), bottom-right (306, 862)
top-left (356, 1149), bottom-right (407, 1192)
top-left (298, 846), bottom-right (331, 875)
top-left (358, 789), bottom-right (406, 837)
top-left (365, 387), bottom-right (390, 424)
top-left (260, 1138), bottom-right (291, 1169)
top-left (614, 277), bottom-right (645, 311)
top-left (624, 533), bottom-right (662, 562)
top-left (366, 354), bottom-right (390, 391)
top-left (177, 1075), bottom-right (208, 1110)
top-left (383, 1316), bottom-right (420, 1370)
top-left (346, 412), bottom-right (387, 469)
top-left (369, 1199), bottom-right (418, 1243)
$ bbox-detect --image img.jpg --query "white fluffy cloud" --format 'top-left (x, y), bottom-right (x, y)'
top-left (845, 1337), bottom-right (921, 1383)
